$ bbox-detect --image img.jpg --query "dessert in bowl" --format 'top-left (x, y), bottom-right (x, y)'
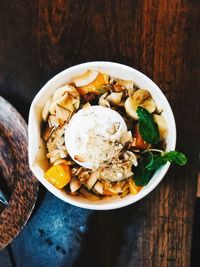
top-left (28, 62), bottom-right (186, 210)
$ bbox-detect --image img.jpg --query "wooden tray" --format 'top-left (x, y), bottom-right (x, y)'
top-left (0, 96), bottom-right (39, 249)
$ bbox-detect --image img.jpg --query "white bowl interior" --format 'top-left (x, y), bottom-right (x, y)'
top-left (28, 62), bottom-right (176, 210)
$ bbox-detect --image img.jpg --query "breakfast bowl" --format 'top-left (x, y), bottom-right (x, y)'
top-left (28, 62), bottom-right (176, 210)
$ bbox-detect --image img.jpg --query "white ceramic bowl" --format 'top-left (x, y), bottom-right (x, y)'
top-left (28, 62), bottom-right (176, 210)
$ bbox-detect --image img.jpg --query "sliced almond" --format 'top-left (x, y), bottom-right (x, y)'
top-left (72, 70), bottom-right (99, 87)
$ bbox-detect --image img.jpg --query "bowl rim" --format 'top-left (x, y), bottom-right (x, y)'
top-left (28, 61), bottom-right (176, 210)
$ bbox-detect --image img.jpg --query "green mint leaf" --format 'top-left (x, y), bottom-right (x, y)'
top-left (163, 151), bottom-right (187, 166)
top-left (134, 150), bottom-right (187, 186)
top-left (134, 168), bottom-right (153, 186)
top-left (137, 106), bottom-right (160, 144)
top-left (146, 150), bottom-right (187, 171)
top-left (146, 153), bottom-right (167, 171)
top-left (133, 153), bottom-right (154, 186)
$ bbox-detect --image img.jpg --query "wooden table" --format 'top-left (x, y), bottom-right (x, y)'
top-left (0, 1), bottom-right (199, 266)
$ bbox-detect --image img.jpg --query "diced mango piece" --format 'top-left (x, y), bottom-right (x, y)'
top-left (132, 123), bottom-right (149, 150)
top-left (44, 164), bottom-right (71, 189)
top-left (129, 178), bottom-right (142, 195)
top-left (78, 73), bottom-right (109, 95)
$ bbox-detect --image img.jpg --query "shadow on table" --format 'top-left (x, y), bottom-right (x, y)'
top-left (10, 190), bottom-right (144, 267)
top-left (69, 203), bottom-right (142, 267)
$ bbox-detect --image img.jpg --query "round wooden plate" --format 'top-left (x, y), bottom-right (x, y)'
top-left (0, 96), bottom-right (39, 250)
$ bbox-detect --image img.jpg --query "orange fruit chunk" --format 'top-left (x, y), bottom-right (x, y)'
top-left (78, 73), bottom-right (108, 95)
top-left (44, 164), bottom-right (71, 189)
top-left (129, 178), bottom-right (142, 195)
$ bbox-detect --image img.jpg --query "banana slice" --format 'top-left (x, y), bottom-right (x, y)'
top-left (153, 114), bottom-right (168, 139)
top-left (124, 96), bottom-right (139, 119)
top-left (140, 99), bottom-right (156, 113)
top-left (106, 92), bottom-right (123, 105)
top-left (72, 70), bottom-right (98, 87)
top-left (115, 78), bottom-right (138, 94)
top-left (125, 89), bottom-right (156, 119)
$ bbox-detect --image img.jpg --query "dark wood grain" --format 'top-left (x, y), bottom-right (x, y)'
top-left (0, 0), bottom-right (199, 266)
top-left (0, 97), bottom-right (39, 250)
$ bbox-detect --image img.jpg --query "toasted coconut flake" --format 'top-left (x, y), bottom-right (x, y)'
top-left (42, 100), bottom-right (51, 121)
top-left (86, 171), bottom-right (99, 190)
top-left (58, 94), bottom-right (75, 112)
top-left (98, 92), bottom-right (110, 107)
top-left (49, 101), bottom-right (58, 115)
top-left (52, 87), bottom-right (68, 101)
top-left (56, 105), bottom-right (71, 125)
top-left (80, 187), bottom-right (100, 201)
top-left (79, 171), bottom-right (90, 183)
top-left (48, 115), bottom-right (59, 128)
top-left (99, 98), bottom-right (110, 108)
top-left (93, 182), bottom-right (104, 194)
top-left (72, 98), bottom-right (80, 110)
top-left (125, 151), bottom-right (138, 166)
top-left (52, 84), bottom-right (79, 101)
top-left (43, 126), bottom-right (55, 141)
top-left (70, 177), bottom-right (81, 193)
top-left (72, 70), bottom-right (99, 87)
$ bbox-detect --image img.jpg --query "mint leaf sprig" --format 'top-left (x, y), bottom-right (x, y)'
top-left (137, 106), bottom-right (160, 144)
top-left (134, 150), bottom-right (187, 186)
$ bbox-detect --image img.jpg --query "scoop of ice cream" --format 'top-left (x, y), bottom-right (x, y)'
top-left (65, 105), bottom-right (127, 169)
